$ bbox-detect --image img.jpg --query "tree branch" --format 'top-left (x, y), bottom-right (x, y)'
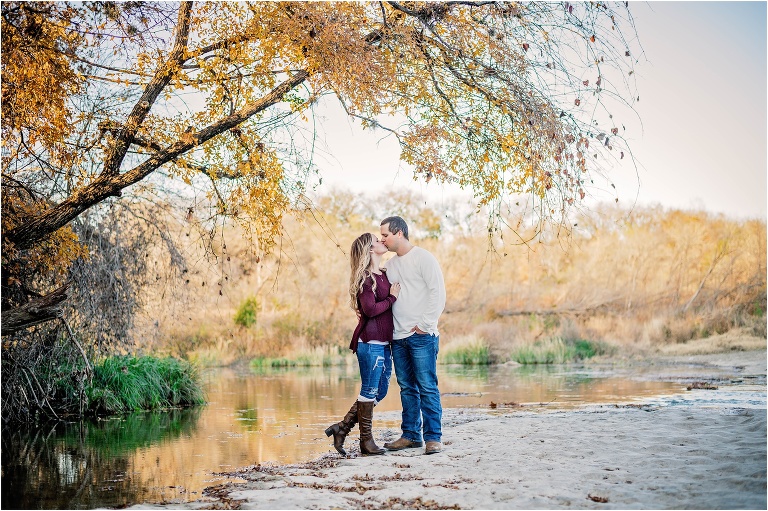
top-left (6, 70), bottom-right (309, 249)
top-left (60, 316), bottom-right (92, 377)
top-left (1, 283), bottom-right (70, 336)
top-left (100, 1), bottom-right (193, 176)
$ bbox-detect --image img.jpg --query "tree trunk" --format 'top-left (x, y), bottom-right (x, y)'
top-left (1, 283), bottom-right (70, 336)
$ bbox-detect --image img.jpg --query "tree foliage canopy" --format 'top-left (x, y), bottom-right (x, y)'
top-left (2, 0), bottom-right (640, 328)
top-left (1, 1), bottom-right (643, 423)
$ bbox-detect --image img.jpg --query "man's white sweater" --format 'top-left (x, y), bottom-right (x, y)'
top-left (384, 246), bottom-right (446, 340)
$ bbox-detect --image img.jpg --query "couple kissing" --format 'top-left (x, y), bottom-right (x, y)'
top-left (325, 216), bottom-right (446, 456)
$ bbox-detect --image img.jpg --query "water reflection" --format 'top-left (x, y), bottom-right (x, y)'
top-left (2, 409), bottom-right (200, 509)
top-left (433, 363), bottom-right (679, 409)
top-left (2, 363), bottom-right (683, 509)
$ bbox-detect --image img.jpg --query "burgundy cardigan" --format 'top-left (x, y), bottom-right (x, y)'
top-left (349, 271), bottom-right (397, 353)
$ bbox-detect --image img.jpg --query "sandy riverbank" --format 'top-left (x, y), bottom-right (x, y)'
top-left (130, 347), bottom-right (766, 510)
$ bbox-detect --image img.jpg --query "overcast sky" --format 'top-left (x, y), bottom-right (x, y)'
top-left (306, 1), bottom-right (767, 221)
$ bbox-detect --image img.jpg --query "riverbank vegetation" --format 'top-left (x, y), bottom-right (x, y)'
top-left (0, 352), bottom-right (204, 423)
top-left (132, 191), bottom-right (765, 368)
top-left (439, 336), bottom-right (496, 365)
top-left (250, 346), bottom-right (350, 371)
top-left (510, 338), bottom-right (614, 365)
top-left (87, 356), bottom-right (204, 415)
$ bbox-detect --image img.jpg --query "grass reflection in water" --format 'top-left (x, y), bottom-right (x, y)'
top-left (1, 408), bottom-right (201, 510)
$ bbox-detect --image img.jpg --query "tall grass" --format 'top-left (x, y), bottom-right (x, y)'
top-left (439, 341), bottom-right (495, 365)
top-left (511, 338), bottom-right (611, 364)
top-left (250, 357), bottom-right (299, 369)
top-left (250, 346), bottom-right (354, 371)
top-left (87, 356), bottom-right (205, 414)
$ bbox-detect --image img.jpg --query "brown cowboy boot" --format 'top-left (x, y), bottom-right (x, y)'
top-left (325, 401), bottom-right (358, 456)
top-left (357, 400), bottom-right (385, 455)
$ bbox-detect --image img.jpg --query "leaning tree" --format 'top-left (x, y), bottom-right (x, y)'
top-left (1, 1), bottom-right (640, 420)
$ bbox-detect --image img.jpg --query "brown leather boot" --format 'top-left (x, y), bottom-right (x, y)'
top-left (324, 401), bottom-right (358, 456)
top-left (357, 400), bottom-right (385, 455)
top-left (383, 437), bottom-right (423, 450)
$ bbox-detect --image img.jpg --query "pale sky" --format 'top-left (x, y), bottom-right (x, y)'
top-left (307, 1), bottom-right (767, 221)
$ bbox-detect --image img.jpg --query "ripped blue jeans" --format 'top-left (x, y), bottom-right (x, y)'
top-left (356, 342), bottom-right (393, 403)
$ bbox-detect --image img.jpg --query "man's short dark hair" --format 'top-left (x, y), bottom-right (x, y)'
top-left (381, 216), bottom-right (409, 240)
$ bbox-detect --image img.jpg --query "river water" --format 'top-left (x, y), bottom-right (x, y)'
top-left (1, 361), bottom-right (754, 509)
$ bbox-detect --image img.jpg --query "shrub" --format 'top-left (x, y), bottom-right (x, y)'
top-left (234, 297), bottom-right (259, 328)
top-left (751, 299), bottom-right (765, 318)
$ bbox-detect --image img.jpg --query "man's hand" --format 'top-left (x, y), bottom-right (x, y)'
top-left (411, 326), bottom-right (427, 334)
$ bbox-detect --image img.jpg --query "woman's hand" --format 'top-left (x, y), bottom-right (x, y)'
top-left (390, 282), bottom-right (401, 298)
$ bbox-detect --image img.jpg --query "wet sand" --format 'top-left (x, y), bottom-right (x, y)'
top-left (132, 349), bottom-right (766, 510)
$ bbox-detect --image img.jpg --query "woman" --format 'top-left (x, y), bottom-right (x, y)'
top-left (325, 233), bottom-right (400, 456)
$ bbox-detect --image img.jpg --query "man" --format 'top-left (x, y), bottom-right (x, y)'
top-left (379, 216), bottom-right (446, 455)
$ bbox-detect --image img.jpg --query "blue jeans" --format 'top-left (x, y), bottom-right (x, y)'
top-left (391, 333), bottom-right (442, 442)
top-left (356, 342), bottom-right (393, 402)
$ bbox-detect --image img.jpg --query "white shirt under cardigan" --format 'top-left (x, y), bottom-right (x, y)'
top-left (383, 246), bottom-right (446, 340)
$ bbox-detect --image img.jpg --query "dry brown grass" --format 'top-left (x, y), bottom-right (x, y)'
top-left (130, 193), bottom-right (766, 365)
top-left (656, 328), bottom-right (767, 356)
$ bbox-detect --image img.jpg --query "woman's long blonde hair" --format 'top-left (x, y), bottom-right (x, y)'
top-left (349, 233), bottom-right (377, 312)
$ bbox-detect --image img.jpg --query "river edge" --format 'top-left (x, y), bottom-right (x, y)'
top-left (122, 347), bottom-right (767, 510)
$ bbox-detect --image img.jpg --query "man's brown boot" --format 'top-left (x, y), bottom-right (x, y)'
top-left (383, 437), bottom-right (423, 450)
top-left (325, 401), bottom-right (358, 456)
top-left (357, 401), bottom-right (385, 455)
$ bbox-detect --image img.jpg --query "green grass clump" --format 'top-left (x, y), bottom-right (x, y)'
top-left (87, 356), bottom-right (205, 414)
top-left (250, 348), bottom-right (351, 372)
top-left (439, 342), bottom-right (494, 365)
top-left (234, 297), bottom-right (259, 328)
top-left (511, 338), bottom-right (610, 364)
top-left (251, 357), bottom-right (297, 369)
